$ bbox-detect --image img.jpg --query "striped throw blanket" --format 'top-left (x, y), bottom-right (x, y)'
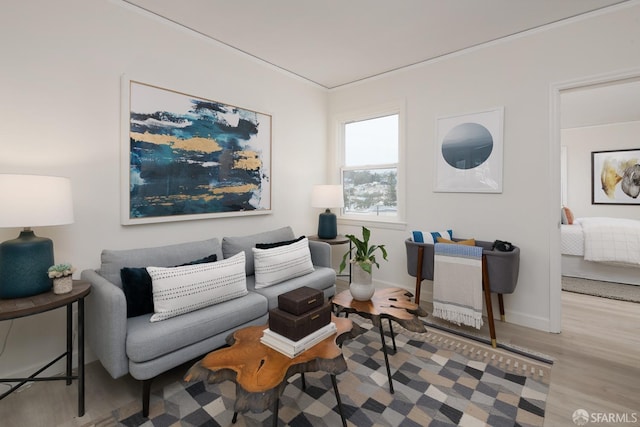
top-left (433, 243), bottom-right (484, 329)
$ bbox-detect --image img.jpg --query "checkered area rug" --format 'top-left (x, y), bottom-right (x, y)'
top-left (91, 319), bottom-right (551, 427)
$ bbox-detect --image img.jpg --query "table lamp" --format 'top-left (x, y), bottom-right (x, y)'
top-left (0, 174), bottom-right (74, 299)
top-left (311, 184), bottom-right (344, 239)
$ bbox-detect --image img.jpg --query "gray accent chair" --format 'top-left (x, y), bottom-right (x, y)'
top-left (81, 227), bottom-right (336, 417)
top-left (405, 238), bottom-right (520, 319)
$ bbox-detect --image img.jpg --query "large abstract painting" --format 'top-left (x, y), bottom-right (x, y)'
top-left (592, 148), bottom-right (640, 205)
top-left (121, 79), bottom-right (271, 224)
top-left (434, 107), bottom-right (504, 193)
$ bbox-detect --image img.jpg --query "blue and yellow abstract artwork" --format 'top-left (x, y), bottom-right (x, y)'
top-left (123, 81), bottom-right (271, 223)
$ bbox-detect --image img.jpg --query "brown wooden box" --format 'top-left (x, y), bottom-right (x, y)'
top-left (277, 286), bottom-right (324, 315)
top-left (268, 302), bottom-right (331, 341)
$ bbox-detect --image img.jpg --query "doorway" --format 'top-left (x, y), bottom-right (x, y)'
top-left (550, 69), bottom-right (640, 332)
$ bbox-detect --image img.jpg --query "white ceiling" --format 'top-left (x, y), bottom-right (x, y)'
top-left (124, 0), bottom-right (628, 89)
top-left (561, 78), bottom-right (640, 128)
top-left (123, 0), bottom-right (639, 128)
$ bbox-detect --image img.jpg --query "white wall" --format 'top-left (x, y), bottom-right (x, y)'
top-left (0, 0), bottom-right (327, 378)
top-left (329, 3), bottom-right (640, 332)
top-left (563, 121), bottom-right (640, 219)
top-left (2, 0), bottom-right (640, 382)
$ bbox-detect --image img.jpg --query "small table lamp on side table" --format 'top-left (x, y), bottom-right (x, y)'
top-left (311, 184), bottom-right (344, 239)
top-left (0, 174), bottom-right (74, 299)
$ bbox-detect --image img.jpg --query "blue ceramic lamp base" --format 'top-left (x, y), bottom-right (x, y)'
top-left (0, 229), bottom-right (54, 299)
top-left (317, 209), bottom-right (338, 239)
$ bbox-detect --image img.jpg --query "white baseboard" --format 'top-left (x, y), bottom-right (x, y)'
top-left (372, 279), bottom-right (553, 332)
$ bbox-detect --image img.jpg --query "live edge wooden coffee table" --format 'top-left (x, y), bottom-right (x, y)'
top-left (332, 287), bottom-right (428, 394)
top-left (185, 315), bottom-right (357, 427)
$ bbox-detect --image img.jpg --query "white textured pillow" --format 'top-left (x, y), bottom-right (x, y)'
top-left (147, 252), bottom-right (247, 322)
top-left (253, 237), bottom-right (314, 289)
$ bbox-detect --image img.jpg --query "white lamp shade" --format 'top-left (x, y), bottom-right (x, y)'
top-left (0, 174), bottom-right (74, 228)
top-left (311, 184), bottom-right (344, 208)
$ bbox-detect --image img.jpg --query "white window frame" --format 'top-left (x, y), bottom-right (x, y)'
top-left (332, 101), bottom-right (406, 229)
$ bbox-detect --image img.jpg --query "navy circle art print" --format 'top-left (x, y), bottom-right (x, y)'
top-left (441, 122), bottom-right (493, 170)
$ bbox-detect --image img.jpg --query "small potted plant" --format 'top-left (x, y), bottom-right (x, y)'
top-left (48, 263), bottom-right (75, 294)
top-left (339, 226), bottom-right (388, 301)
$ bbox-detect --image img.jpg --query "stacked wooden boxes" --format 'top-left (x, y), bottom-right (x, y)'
top-left (268, 286), bottom-right (331, 341)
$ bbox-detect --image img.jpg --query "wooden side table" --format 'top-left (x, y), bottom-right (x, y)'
top-left (332, 287), bottom-right (427, 394)
top-left (0, 280), bottom-right (91, 416)
top-left (308, 234), bottom-right (351, 282)
top-left (185, 315), bottom-right (356, 427)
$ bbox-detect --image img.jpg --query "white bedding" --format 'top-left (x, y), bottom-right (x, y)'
top-left (581, 217), bottom-right (640, 266)
top-left (562, 253), bottom-right (640, 286)
top-left (561, 224), bottom-right (584, 256)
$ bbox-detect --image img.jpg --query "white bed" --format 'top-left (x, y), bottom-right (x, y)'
top-left (561, 217), bottom-right (640, 286)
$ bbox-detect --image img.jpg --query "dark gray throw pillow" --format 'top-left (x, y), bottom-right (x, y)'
top-left (255, 235), bottom-right (305, 250)
top-left (121, 253), bottom-right (218, 318)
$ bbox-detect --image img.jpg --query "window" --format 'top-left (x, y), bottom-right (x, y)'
top-left (339, 110), bottom-right (403, 223)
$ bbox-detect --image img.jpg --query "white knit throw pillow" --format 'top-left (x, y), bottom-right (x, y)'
top-left (148, 252), bottom-right (247, 322)
top-left (253, 237), bottom-right (314, 288)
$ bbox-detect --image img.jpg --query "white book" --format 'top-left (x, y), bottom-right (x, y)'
top-left (260, 336), bottom-right (300, 358)
top-left (260, 329), bottom-right (336, 358)
top-left (263, 323), bottom-right (337, 352)
top-left (261, 323), bottom-right (337, 357)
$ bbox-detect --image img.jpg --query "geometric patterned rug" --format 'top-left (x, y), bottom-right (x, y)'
top-left (87, 318), bottom-right (552, 427)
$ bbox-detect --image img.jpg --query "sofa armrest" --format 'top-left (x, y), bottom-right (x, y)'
top-left (80, 269), bottom-right (129, 379)
top-left (309, 240), bottom-right (331, 268)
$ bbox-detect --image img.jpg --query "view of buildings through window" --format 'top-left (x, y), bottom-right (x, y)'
top-left (342, 114), bottom-right (398, 217)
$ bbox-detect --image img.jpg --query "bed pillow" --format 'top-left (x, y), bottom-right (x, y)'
top-left (436, 237), bottom-right (476, 246)
top-left (253, 237), bottom-right (314, 289)
top-left (147, 252), bottom-right (247, 322)
top-left (121, 254), bottom-right (218, 318)
top-left (562, 207), bottom-right (574, 225)
top-left (411, 230), bottom-right (453, 244)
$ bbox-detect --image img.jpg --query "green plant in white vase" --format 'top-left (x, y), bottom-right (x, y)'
top-left (339, 227), bottom-right (388, 301)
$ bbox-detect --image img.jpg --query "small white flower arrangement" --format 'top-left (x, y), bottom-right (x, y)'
top-left (47, 263), bottom-right (76, 279)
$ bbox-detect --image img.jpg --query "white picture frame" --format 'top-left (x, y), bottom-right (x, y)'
top-left (591, 148), bottom-right (640, 205)
top-left (434, 107), bottom-right (504, 193)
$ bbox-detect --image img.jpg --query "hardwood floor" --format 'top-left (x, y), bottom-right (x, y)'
top-left (1, 286), bottom-right (638, 427)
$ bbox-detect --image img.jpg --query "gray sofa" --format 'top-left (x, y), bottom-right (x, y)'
top-left (81, 226), bottom-right (336, 416)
